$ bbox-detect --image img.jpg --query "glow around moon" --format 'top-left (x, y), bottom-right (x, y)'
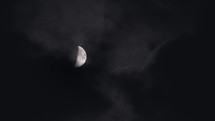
top-left (75, 46), bottom-right (87, 67)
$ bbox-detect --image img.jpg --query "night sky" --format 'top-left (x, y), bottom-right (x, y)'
top-left (2, 0), bottom-right (211, 121)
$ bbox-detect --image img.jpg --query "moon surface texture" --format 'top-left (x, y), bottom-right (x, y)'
top-left (75, 46), bottom-right (87, 67)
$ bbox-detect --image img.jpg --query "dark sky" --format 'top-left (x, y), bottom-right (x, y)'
top-left (2, 0), bottom-right (211, 121)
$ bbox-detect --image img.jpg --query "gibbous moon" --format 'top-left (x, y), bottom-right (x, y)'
top-left (75, 46), bottom-right (87, 67)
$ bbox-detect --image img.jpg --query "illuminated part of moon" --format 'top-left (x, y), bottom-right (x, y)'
top-left (75, 46), bottom-right (87, 67)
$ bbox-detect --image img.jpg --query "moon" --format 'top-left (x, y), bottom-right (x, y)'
top-left (75, 46), bottom-right (87, 67)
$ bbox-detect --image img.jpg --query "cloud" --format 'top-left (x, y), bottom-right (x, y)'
top-left (6, 1), bottom-right (207, 121)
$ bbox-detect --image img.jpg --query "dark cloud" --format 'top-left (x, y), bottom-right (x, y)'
top-left (2, 0), bottom-right (210, 121)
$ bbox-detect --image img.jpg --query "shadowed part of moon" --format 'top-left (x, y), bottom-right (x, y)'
top-left (75, 46), bottom-right (87, 67)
